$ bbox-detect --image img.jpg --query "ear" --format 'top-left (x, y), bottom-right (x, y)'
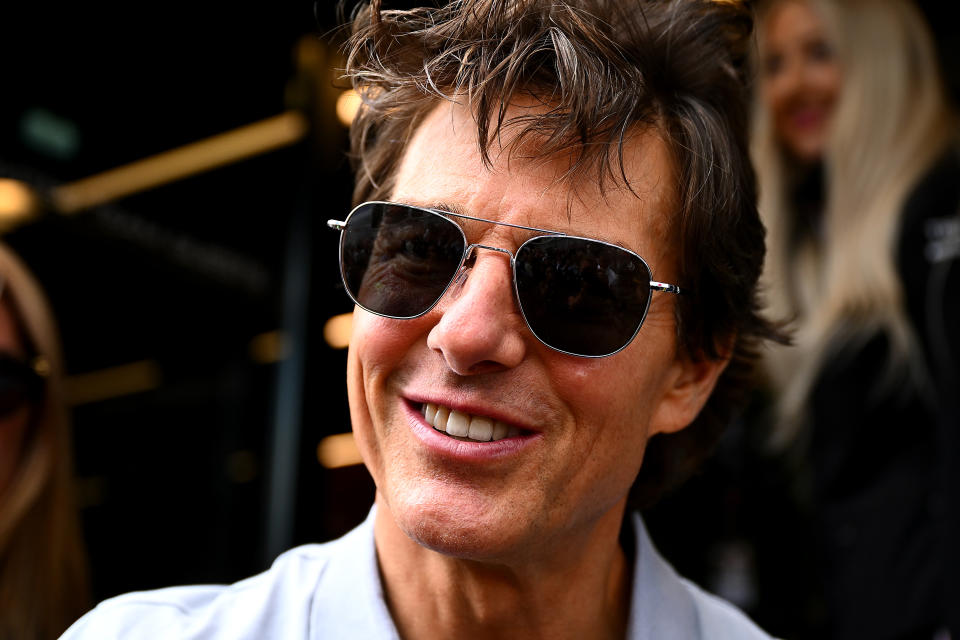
top-left (648, 335), bottom-right (734, 436)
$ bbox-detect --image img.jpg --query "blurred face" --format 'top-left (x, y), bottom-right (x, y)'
top-left (761, 0), bottom-right (842, 164)
top-left (347, 101), bottom-right (724, 562)
top-left (0, 300), bottom-right (32, 501)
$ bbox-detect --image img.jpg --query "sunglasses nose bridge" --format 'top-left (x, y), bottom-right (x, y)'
top-left (456, 243), bottom-right (515, 282)
top-left (451, 242), bottom-right (516, 289)
top-left (464, 243), bottom-right (515, 261)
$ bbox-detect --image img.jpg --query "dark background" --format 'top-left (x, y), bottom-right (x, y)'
top-left (0, 0), bottom-right (366, 598)
top-left (0, 1), bottom-right (957, 636)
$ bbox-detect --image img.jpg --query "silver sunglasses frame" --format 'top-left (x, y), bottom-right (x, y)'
top-left (328, 201), bottom-right (683, 358)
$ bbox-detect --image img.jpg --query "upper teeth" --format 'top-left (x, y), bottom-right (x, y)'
top-left (422, 403), bottom-right (519, 442)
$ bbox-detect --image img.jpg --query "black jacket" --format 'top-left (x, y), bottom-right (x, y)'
top-left (808, 149), bottom-right (960, 639)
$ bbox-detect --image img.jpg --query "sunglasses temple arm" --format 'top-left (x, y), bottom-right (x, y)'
top-left (327, 220), bottom-right (346, 230)
top-left (650, 281), bottom-right (683, 295)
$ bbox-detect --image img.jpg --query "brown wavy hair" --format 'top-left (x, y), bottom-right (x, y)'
top-left (343, 0), bottom-right (782, 507)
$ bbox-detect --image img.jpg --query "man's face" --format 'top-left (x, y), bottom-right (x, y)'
top-left (347, 101), bottom-right (715, 562)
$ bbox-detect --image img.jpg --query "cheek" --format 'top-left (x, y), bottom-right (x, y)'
top-left (350, 310), bottom-right (420, 375)
top-left (550, 358), bottom-right (660, 514)
top-left (546, 346), bottom-right (666, 451)
top-left (814, 66), bottom-right (842, 106)
top-left (764, 74), bottom-right (791, 117)
top-left (346, 311), bottom-right (425, 473)
top-left (347, 311), bottom-right (439, 447)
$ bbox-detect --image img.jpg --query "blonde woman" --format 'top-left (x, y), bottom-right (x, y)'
top-left (0, 243), bottom-right (89, 639)
top-left (754, 0), bottom-right (960, 638)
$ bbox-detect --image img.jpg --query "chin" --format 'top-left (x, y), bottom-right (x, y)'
top-left (783, 135), bottom-right (826, 166)
top-left (388, 483), bottom-right (531, 561)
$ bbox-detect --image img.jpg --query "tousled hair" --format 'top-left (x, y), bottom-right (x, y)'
top-left (343, 0), bottom-right (782, 506)
top-left (752, 0), bottom-right (956, 447)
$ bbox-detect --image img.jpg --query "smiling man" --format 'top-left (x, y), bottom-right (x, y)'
top-left (347, 106), bottom-right (744, 639)
top-left (63, 1), bottom-right (777, 638)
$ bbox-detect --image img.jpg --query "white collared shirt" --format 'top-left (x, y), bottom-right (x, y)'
top-left (62, 508), bottom-right (771, 639)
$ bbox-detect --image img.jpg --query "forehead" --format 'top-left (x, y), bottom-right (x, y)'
top-left (390, 101), bottom-right (678, 252)
top-left (764, 0), bottom-right (827, 49)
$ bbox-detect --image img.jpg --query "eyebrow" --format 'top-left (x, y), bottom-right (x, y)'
top-left (400, 199), bottom-right (628, 249)
top-left (427, 201), bottom-right (469, 217)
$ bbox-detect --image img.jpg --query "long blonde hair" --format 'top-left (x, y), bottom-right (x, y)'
top-left (0, 243), bottom-right (89, 639)
top-left (753, 0), bottom-right (957, 447)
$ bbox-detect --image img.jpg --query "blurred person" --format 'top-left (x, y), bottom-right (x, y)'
top-left (62, 1), bottom-right (781, 637)
top-left (0, 242), bottom-right (90, 639)
top-left (753, 0), bottom-right (960, 638)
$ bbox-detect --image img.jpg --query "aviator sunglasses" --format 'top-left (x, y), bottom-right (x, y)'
top-left (328, 201), bottom-right (683, 358)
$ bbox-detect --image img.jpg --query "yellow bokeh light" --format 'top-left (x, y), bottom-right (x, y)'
top-left (0, 179), bottom-right (41, 232)
top-left (317, 432), bottom-right (363, 469)
top-left (335, 90), bottom-right (362, 127)
top-left (51, 111), bottom-right (308, 214)
top-left (324, 313), bottom-right (353, 349)
top-left (63, 359), bottom-right (162, 407)
top-left (249, 330), bottom-right (289, 364)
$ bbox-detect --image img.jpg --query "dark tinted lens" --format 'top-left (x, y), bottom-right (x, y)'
top-left (340, 203), bottom-right (466, 318)
top-left (515, 236), bottom-right (652, 356)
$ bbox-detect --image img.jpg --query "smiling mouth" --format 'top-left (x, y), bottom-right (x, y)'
top-left (421, 402), bottom-right (523, 443)
top-left (787, 105), bottom-right (828, 130)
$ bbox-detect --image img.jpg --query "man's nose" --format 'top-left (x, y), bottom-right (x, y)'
top-left (426, 248), bottom-right (528, 375)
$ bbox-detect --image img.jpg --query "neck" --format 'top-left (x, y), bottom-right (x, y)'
top-left (373, 498), bottom-right (632, 640)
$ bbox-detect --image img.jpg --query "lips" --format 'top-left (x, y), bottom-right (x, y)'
top-left (789, 106), bottom-right (826, 130)
top-left (421, 402), bottom-right (523, 442)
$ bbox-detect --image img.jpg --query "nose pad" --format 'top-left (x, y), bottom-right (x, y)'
top-left (452, 247), bottom-right (478, 288)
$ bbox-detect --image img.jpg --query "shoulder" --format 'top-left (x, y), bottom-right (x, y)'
top-left (679, 577), bottom-right (775, 640)
top-left (627, 512), bottom-right (773, 640)
top-left (897, 147), bottom-right (960, 374)
top-left (60, 513), bottom-right (392, 640)
top-left (899, 147), bottom-right (960, 262)
top-left (60, 545), bottom-right (334, 640)
top-left (902, 147), bottom-right (960, 227)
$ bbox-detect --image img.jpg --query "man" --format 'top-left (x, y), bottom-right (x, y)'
top-left (63, 1), bottom-right (778, 638)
